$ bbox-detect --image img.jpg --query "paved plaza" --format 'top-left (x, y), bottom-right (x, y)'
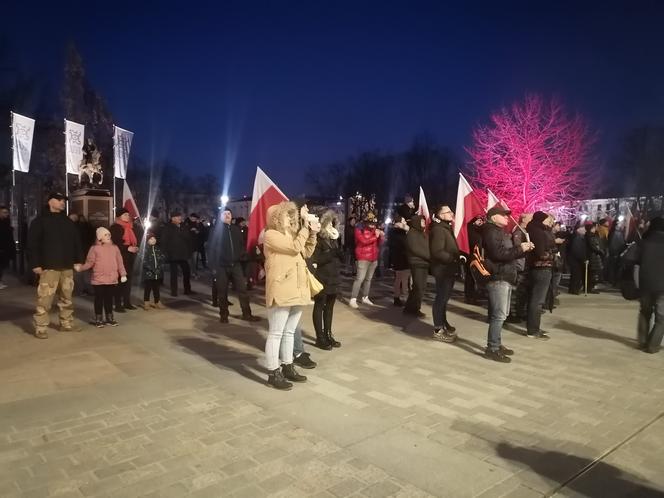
top-left (1, 272), bottom-right (663, 498)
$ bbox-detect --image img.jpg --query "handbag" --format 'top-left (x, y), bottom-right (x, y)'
top-left (306, 268), bottom-right (324, 297)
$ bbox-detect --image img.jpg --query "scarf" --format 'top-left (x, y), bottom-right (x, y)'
top-left (117, 219), bottom-right (138, 247)
top-left (325, 226), bottom-right (339, 239)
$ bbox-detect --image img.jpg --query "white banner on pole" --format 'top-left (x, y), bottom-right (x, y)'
top-left (64, 119), bottom-right (85, 175)
top-left (113, 125), bottom-right (133, 179)
top-left (11, 112), bottom-right (35, 173)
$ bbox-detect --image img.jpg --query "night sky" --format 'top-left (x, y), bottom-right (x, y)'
top-left (5, 1), bottom-right (664, 197)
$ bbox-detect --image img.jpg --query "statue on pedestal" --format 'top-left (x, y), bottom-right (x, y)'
top-left (79, 138), bottom-right (103, 187)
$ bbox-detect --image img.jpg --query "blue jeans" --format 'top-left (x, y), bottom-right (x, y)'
top-left (638, 292), bottom-right (664, 352)
top-left (351, 260), bottom-right (378, 299)
top-left (293, 325), bottom-right (304, 356)
top-left (486, 280), bottom-right (512, 351)
top-left (527, 268), bottom-right (552, 334)
top-left (432, 271), bottom-right (455, 329)
top-left (265, 306), bottom-right (303, 371)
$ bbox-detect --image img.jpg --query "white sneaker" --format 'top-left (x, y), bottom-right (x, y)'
top-left (361, 297), bottom-right (375, 306)
top-left (349, 298), bottom-right (359, 309)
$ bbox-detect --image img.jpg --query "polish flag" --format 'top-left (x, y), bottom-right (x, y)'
top-left (453, 173), bottom-right (485, 254)
top-left (122, 181), bottom-right (142, 226)
top-left (417, 186), bottom-right (431, 226)
top-left (487, 188), bottom-right (515, 232)
top-left (246, 166), bottom-right (288, 250)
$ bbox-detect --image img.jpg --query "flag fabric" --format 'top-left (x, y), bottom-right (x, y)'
top-left (487, 189), bottom-right (502, 211)
top-left (64, 119), bottom-right (84, 175)
top-left (453, 173), bottom-right (485, 254)
top-left (113, 126), bottom-right (134, 179)
top-left (11, 112), bottom-right (35, 173)
top-left (417, 186), bottom-right (430, 225)
top-left (122, 181), bottom-right (141, 223)
top-left (624, 205), bottom-right (639, 242)
top-left (246, 166), bottom-right (289, 250)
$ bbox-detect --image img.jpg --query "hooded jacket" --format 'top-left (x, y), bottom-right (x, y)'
top-left (354, 225), bottom-right (382, 262)
top-left (429, 217), bottom-right (459, 277)
top-left (311, 210), bottom-right (343, 294)
top-left (406, 215), bottom-right (430, 269)
top-left (526, 213), bottom-right (556, 269)
top-left (264, 201), bottom-right (318, 307)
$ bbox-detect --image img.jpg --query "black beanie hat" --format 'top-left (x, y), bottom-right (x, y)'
top-left (532, 211), bottom-right (548, 224)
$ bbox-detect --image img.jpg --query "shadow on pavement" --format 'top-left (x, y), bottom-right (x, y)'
top-left (556, 319), bottom-right (639, 350)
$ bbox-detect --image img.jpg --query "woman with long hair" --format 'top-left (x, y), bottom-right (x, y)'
top-left (263, 201), bottom-right (320, 390)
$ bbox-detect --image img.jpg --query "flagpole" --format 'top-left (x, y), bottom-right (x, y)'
top-left (112, 125), bottom-right (116, 215)
top-left (63, 119), bottom-right (70, 215)
top-left (10, 113), bottom-right (16, 227)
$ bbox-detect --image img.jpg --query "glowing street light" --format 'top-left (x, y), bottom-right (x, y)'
top-left (618, 215), bottom-right (625, 222)
top-left (220, 194), bottom-right (229, 206)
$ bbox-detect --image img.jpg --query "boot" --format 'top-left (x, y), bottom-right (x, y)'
top-left (314, 327), bottom-right (332, 350)
top-left (94, 315), bottom-right (105, 328)
top-left (105, 313), bottom-right (119, 327)
top-left (393, 297), bottom-right (404, 307)
top-left (143, 301), bottom-right (151, 310)
top-left (282, 363), bottom-right (307, 382)
top-left (327, 330), bottom-right (341, 348)
top-left (267, 368), bottom-right (293, 390)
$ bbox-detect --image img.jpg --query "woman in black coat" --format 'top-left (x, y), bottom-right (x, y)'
top-left (388, 215), bottom-right (410, 306)
top-left (311, 210), bottom-right (344, 350)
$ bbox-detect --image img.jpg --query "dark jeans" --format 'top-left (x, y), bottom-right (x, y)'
top-left (217, 263), bottom-right (251, 318)
top-left (313, 293), bottom-right (337, 341)
top-left (551, 271), bottom-right (562, 297)
top-left (143, 279), bottom-right (161, 303)
top-left (432, 269), bottom-right (454, 328)
top-left (464, 261), bottom-right (477, 302)
top-left (638, 292), bottom-right (664, 352)
top-left (527, 268), bottom-right (552, 334)
top-left (486, 280), bottom-right (512, 351)
top-left (115, 253), bottom-right (135, 307)
top-left (94, 284), bottom-right (116, 315)
top-left (405, 266), bottom-right (429, 313)
top-left (169, 260), bottom-right (191, 295)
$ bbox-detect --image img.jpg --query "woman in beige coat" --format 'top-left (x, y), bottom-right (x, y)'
top-left (263, 201), bottom-right (319, 390)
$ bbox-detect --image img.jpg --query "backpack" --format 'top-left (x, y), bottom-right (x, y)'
top-left (469, 244), bottom-right (491, 285)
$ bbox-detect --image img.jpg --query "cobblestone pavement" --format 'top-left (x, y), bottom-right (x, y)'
top-left (1, 272), bottom-right (663, 497)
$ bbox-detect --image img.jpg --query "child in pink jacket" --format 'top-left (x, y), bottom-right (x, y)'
top-left (79, 227), bottom-right (127, 327)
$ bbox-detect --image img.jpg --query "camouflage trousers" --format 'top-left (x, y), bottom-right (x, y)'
top-left (34, 269), bottom-right (75, 334)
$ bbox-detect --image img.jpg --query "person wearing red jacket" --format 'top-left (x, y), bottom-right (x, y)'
top-left (349, 213), bottom-right (384, 309)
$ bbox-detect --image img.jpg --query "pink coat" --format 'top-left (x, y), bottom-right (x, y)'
top-left (80, 243), bottom-right (127, 285)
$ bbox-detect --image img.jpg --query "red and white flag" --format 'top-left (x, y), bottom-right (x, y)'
top-left (246, 166), bottom-right (288, 250)
top-left (453, 173), bottom-right (485, 254)
top-left (487, 189), bottom-right (502, 211)
top-left (122, 181), bottom-right (142, 225)
top-left (417, 186), bottom-right (430, 225)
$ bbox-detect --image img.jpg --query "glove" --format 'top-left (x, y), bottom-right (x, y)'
top-left (120, 276), bottom-right (128, 283)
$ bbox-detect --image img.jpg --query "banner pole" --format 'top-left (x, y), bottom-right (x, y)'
top-left (63, 119), bottom-right (69, 214)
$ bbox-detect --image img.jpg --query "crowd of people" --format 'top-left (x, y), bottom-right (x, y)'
top-left (1, 189), bottom-right (662, 389)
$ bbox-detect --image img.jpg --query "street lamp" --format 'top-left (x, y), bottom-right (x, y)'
top-left (220, 194), bottom-right (229, 206)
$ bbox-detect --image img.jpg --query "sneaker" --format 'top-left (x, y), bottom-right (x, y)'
top-left (94, 319), bottom-right (105, 328)
top-left (282, 363), bottom-right (307, 382)
top-left (361, 297), bottom-right (376, 306)
top-left (35, 330), bottom-right (48, 339)
top-left (535, 332), bottom-right (550, 341)
top-left (153, 301), bottom-right (166, 309)
top-left (499, 345), bottom-right (514, 356)
top-left (60, 325), bottom-right (82, 332)
top-left (293, 352), bottom-right (317, 369)
top-left (349, 298), bottom-right (359, 309)
top-left (267, 368), bottom-right (293, 390)
top-left (105, 317), bottom-right (119, 327)
top-left (441, 330), bottom-right (457, 343)
top-left (432, 329), bottom-right (445, 341)
top-left (443, 322), bottom-right (456, 333)
top-left (143, 301), bottom-right (151, 311)
top-left (484, 348), bottom-right (512, 363)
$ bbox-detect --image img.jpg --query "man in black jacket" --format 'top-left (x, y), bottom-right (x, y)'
top-left (403, 214), bottom-right (430, 318)
top-left (0, 205), bottom-right (16, 289)
top-left (482, 206), bottom-right (534, 362)
top-left (635, 217), bottom-right (664, 353)
top-left (161, 210), bottom-right (193, 296)
top-left (213, 209), bottom-right (259, 323)
top-left (28, 192), bottom-right (84, 339)
top-left (430, 205), bottom-right (460, 342)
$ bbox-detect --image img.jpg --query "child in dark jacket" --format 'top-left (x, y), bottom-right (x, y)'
top-left (143, 233), bottom-right (166, 309)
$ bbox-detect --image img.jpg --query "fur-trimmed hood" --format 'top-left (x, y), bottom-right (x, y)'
top-left (318, 209), bottom-right (339, 239)
top-left (266, 201), bottom-right (299, 234)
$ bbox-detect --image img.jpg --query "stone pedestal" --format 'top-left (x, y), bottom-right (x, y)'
top-left (70, 189), bottom-right (113, 228)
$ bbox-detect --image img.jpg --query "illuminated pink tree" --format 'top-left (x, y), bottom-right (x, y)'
top-left (467, 94), bottom-right (595, 215)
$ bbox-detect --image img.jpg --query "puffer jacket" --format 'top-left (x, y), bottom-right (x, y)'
top-left (406, 215), bottom-right (430, 269)
top-left (354, 226), bottom-right (382, 262)
top-left (429, 218), bottom-right (459, 277)
top-left (264, 202), bottom-right (317, 307)
top-left (143, 244), bottom-right (166, 280)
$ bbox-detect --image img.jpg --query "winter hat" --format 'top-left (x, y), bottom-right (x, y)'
top-left (96, 227), bottom-right (111, 241)
top-left (115, 207), bottom-right (129, 218)
top-left (532, 211), bottom-right (548, 224)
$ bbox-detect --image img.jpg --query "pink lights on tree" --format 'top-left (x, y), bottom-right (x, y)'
top-left (467, 94), bottom-right (595, 216)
